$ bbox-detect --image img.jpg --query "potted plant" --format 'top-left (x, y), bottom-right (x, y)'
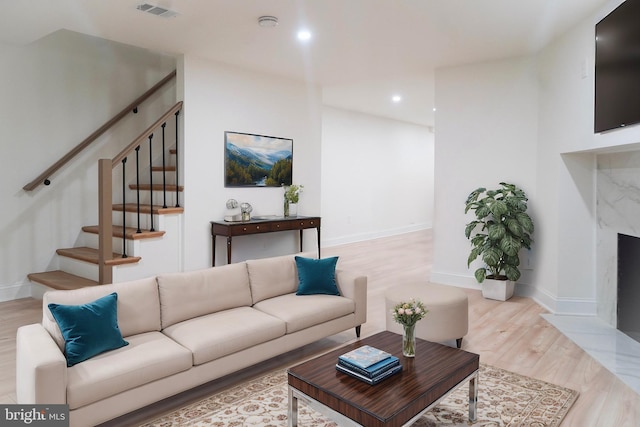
top-left (464, 182), bottom-right (534, 301)
top-left (283, 184), bottom-right (303, 217)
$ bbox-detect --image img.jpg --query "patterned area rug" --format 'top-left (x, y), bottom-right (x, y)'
top-left (141, 364), bottom-right (578, 427)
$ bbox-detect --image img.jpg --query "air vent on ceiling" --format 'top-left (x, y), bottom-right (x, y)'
top-left (136, 3), bottom-right (179, 18)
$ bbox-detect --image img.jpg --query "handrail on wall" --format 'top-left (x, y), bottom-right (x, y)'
top-left (23, 70), bottom-right (177, 192)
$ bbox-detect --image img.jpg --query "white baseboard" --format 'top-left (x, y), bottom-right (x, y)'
top-left (429, 271), bottom-right (481, 290)
top-left (0, 282), bottom-right (33, 302)
top-left (323, 223), bottom-right (431, 248)
top-left (430, 271), bottom-right (598, 316)
top-left (30, 283), bottom-right (48, 300)
top-left (554, 298), bottom-right (597, 316)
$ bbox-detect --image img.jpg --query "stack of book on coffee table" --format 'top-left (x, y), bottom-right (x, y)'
top-left (336, 345), bottom-right (402, 385)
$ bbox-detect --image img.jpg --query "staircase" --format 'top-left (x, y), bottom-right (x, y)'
top-left (27, 108), bottom-right (184, 290)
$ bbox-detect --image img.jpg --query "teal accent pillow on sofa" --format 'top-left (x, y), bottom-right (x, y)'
top-left (48, 292), bottom-right (129, 367)
top-left (295, 256), bottom-right (340, 296)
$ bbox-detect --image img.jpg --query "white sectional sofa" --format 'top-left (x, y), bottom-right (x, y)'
top-left (16, 254), bottom-right (367, 427)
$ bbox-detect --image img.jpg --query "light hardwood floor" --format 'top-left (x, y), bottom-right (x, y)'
top-left (2, 230), bottom-right (639, 426)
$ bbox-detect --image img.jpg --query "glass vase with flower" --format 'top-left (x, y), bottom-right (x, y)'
top-left (391, 298), bottom-right (428, 357)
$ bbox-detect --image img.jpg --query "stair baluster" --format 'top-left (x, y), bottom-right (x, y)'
top-left (161, 123), bottom-right (167, 209)
top-left (27, 102), bottom-right (184, 291)
top-left (148, 134), bottom-right (155, 232)
top-left (121, 157), bottom-right (128, 258)
top-left (175, 110), bottom-right (181, 208)
top-left (135, 146), bottom-right (142, 234)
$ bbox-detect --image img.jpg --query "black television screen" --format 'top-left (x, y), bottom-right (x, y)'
top-left (594, 0), bottom-right (640, 133)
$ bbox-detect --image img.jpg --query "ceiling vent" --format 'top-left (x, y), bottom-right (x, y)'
top-left (136, 3), bottom-right (179, 18)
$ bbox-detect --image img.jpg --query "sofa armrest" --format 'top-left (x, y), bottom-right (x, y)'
top-left (336, 270), bottom-right (367, 326)
top-left (16, 324), bottom-right (67, 404)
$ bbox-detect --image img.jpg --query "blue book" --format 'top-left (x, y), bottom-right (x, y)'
top-left (336, 363), bottom-right (403, 385)
top-left (338, 345), bottom-right (393, 370)
top-left (338, 356), bottom-right (400, 378)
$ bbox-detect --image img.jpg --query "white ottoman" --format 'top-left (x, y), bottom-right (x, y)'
top-left (385, 282), bottom-right (469, 348)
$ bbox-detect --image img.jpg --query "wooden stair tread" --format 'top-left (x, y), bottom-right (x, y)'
top-left (82, 225), bottom-right (166, 240)
top-left (129, 183), bottom-right (184, 191)
top-left (56, 247), bottom-right (141, 265)
top-left (112, 203), bottom-right (184, 215)
top-left (28, 270), bottom-right (98, 291)
top-left (151, 165), bottom-right (176, 172)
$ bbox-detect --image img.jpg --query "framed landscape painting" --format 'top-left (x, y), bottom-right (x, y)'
top-left (224, 131), bottom-right (293, 187)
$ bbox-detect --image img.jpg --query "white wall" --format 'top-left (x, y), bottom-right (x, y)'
top-left (1, 32), bottom-right (434, 302)
top-left (431, 56), bottom-right (538, 292)
top-left (533, 17), bottom-right (598, 312)
top-left (320, 107), bottom-right (433, 246)
top-left (0, 30), bottom-right (175, 301)
top-left (533, 0), bottom-right (630, 316)
top-left (431, 0), bottom-right (639, 316)
top-left (180, 55), bottom-right (322, 269)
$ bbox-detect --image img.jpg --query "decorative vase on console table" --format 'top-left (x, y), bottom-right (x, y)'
top-left (392, 298), bottom-right (427, 357)
top-left (283, 184), bottom-right (303, 218)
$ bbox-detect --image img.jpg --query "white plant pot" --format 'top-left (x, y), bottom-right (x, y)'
top-left (481, 278), bottom-right (515, 301)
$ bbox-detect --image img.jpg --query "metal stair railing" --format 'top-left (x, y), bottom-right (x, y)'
top-left (98, 101), bottom-right (182, 284)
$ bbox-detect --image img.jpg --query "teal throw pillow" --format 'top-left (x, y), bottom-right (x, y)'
top-left (48, 292), bottom-right (129, 367)
top-left (295, 256), bottom-right (340, 296)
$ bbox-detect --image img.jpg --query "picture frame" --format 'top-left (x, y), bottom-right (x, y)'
top-left (224, 131), bottom-right (293, 187)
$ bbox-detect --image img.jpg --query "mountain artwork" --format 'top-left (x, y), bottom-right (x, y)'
top-left (224, 132), bottom-right (293, 187)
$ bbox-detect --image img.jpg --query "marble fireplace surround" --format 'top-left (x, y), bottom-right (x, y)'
top-left (596, 150), bottom-right (640, 328)
top-left (540, 152), bottom-right (640, 395)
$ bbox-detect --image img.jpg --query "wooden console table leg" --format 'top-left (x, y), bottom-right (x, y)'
top-left (299, 230), bottom-right (304, 253)
top-left (212, 235), bottom-right (216, 267)
top-left (226, 236), bottom-right (232, 264)
top-left (317, 226), bottom-right (321, 258)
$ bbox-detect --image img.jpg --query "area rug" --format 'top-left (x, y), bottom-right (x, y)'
top-left (141, 364), bottom-right (578, 427)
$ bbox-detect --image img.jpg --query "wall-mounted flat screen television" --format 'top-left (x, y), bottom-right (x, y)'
top-left (594, 0), bottom-right (640, 133)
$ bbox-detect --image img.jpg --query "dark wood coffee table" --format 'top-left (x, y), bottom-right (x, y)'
top-left (287, 331), bottom-right (479, 427)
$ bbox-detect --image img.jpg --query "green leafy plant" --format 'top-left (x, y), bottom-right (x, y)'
top-left (284, 184), bottom-right (303, 204)
top-left (464, 182), bottom-right (534, 283)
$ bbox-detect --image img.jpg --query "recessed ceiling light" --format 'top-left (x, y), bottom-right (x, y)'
top-left (297, 30), bottom-right (312, 41)
top-left (392, 95), bottom-right (402, 103)
top-left (258, 16), bottom-right (278, 27)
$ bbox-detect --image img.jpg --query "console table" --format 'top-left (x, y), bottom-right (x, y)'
top-left (210, 216), bottom-right (321, 266)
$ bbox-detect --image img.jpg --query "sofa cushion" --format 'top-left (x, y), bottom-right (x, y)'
top-left (43, 277), bottom-right (161, 352)
top-left (48, 293), bottom-right (129, 367)
top-left (66, 331), bottom-right (192, 410)
top-left (246, 254), bottom-right (298, 304)
top-left (253, 294), bottom-right (355, 334)
top-left (295, 256), bottom-right (340, 296)
top-left (157, 263), bottom-right (252, 329)
top-left (162, 307), bottom-right (286, 365)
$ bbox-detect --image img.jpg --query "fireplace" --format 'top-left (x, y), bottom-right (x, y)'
top-left (596, 151), bottom-right (640, 329)
top-left (617, 233), bottom-right (640, 343)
